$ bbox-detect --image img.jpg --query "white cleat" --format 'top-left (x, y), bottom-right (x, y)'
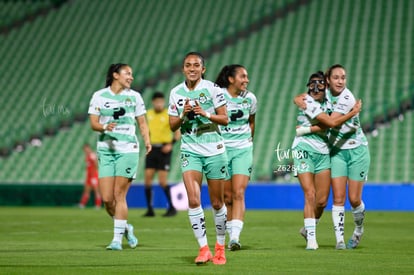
top-left (306, 239), bottom-right (319, 250)
top-left (335, 241), bottom-right (346, 250)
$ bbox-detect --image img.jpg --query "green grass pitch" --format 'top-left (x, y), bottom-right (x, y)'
top-left (0, 207), bottom-right (413, 274)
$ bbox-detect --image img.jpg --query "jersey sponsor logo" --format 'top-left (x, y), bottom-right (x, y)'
top-left (169, 103), bottom-right (177, 111)
top-left (100, 105), bottom-right (126, 119)
top-left (217, 93), bottom-right (226, 103)
top-left (222, 126), bottom-right (243, 133)
top-left (113, 107), bottom-right (126, 119)
top-left (230, 109), bottom-right (244, 121)
top-left (114, 126), bottom-right (130, 131)
top-left (177, 98), bottom-right (185, 107)
top-left (222, 126), bottom-right (231, 132)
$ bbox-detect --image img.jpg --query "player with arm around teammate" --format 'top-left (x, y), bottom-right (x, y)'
top-left (292, 71), bottom-right (361, 250)
top-left (214, 64), bottom-right (256, 251)
top-left (88, 63), bottom-right (151, 250)
top-left (168, 52), bottom-right (229, 265)
top-left (324, 64), bottom-right (370, 249)
top-left (295, 65), bottom-right (369, 249)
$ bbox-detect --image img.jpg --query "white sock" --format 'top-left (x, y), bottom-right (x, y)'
top-left (226, 220), bottom-right (233, 239)
top-left (332, 205), bottom-right (345, 243)
top-left (113, 219), bottom-right (127, 243)
top-left (352, 201), bottom-right (365, 235)
top-left (230, 219), bottom-right (244, 242)
top-left (304, 218), bottom-right (316, 241)
top-left (212, 205), bottom-right (227, 246)
top-left (188, 206), bottom-right (208, 248)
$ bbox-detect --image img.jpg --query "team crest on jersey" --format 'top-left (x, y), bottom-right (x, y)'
top-left (124, 97), bottom-right (134, 107)
top-left (198, 93), bottom-right (207, 104)
top-left (242, 100), bottom-right (250, 109)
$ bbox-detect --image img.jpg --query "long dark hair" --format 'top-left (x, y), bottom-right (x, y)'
top-left (215, 64), bottom-right (245, 88)
top-left (105, 63), bottom-right (129, 87)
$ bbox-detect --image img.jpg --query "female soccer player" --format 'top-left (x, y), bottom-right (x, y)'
top-left (168, 52), bottom-right (228, 265)
top-left (88, 63), bottom-right (151, 250)
top-left (214, 64), bottom-right (256, 251)
top-left (324, 64), bottom-right (370, 249)
top-left (293, 71), bottom-right (361, 250)
top-left (296, 65), bottom-right (369, 249)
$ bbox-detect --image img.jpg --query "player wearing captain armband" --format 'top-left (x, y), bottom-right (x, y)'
top-left (292, 71), bottom-right (361, 250)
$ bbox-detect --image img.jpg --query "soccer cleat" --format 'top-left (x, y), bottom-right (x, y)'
top-left (347, 233), bottom-right (362, 249)
top-left (195, 245), bottom-right (213, 265)
top-left (212, 243), bottom-right (226, 265)
top-left (106, 241), bottom-right (122, 250)
top-left (143, 209), bottom-right (155, 217)
top-left (335, 241), bottom-right (346, 250)
top-left (229, 239), bottom-right (241, 251)
top-left (306, 239), bottom-right (319, 250)
top-left (125, 224), bottom-right (138, 248)
top-left (163, 207), bottom-right (177, 217)
top-left (299, 227), bottom-right (307, 241)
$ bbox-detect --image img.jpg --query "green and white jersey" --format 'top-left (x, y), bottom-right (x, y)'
top-left (168, 79), bottom-right (226, 157)
top-left (220, 89), bottom-right (257, 149)
top-left (326, 88), bottom-right (368, 149)
top-left (88, 87), bottom-right (146, 153)
top-left (292, 95), bottom-right (330, 154)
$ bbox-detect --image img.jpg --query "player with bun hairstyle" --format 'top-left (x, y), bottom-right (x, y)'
top-left (168, 52), bottom-right (229, 265)
top-left (88, 63), bottom-right (151, 250)
top-left (292, 71), bottom-right (361, 250)
top-left (215, 64), bottom-right (256, 251)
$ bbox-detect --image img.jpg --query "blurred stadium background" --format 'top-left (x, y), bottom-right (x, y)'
top-left (0, 0), bottom-right (413, 207)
